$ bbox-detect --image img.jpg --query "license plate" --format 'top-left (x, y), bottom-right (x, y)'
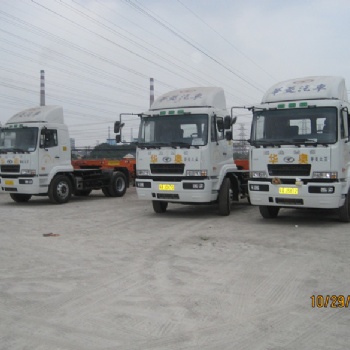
top-left (159, 184), bottom-right (174, 191)
top-left (5, 180), bottom-right (14, 186)
top-left (279, 187), bottom-right (298, 195)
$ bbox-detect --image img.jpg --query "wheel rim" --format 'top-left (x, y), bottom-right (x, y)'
top-left (57, 181), bottom-right (69, 200)
top-left (115, 178), bottom-right (125, 192)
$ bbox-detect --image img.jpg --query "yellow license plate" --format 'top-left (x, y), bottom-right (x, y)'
top-left (279, 187), bottom-right (298, 195)
top-left (159, 184), bottom-right (175, 191)
top-left (5, 180), bottom-right (14, 186)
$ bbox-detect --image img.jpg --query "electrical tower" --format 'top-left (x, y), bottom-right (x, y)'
top-left (233, 123), bottom-right (249, 159)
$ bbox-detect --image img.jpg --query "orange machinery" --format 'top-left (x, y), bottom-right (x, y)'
top-left (72, 158), bottom-right (136, 185)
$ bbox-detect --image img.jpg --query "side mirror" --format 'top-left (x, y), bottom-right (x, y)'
top-left (114, 121), bottom-right (125, 133)
top-left (225, 131), bottom-right (232, 140)
top-left (40, 129), bottom-right (50, 148)
top-left (217, 118), bottom-right (224, 132)
top-left (224, 116), bottom-right (232, 129)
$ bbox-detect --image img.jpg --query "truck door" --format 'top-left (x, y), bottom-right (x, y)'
top-left (342, 109), bottom-right (350, 181)
top-left (210, 116), bottom-right (229, 176)
top-left (38, 128), bottom-right (60, 176)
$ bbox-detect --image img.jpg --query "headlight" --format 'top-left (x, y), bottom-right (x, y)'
top-left (21, 169), bottom-right (36, 175)
top-left (186, 170), bottom-right (207, 176)
top-left (312, 171), bottom-right (338, 179)
top-left (136, 169), bottom-right (150, 176)
top-left (250, 171), bottom-right (267, 178)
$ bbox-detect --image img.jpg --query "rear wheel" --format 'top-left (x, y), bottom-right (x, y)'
top-left (10, 193), bottom-right (32, 203)
top-left (152, 200), bottom-right (168, 213)
top-left (338, 190), bottom-right (350, 222)
top-left (218, 177), bottom-right (231, 216)
top-left (259, 205), bottom-right (280, 219)
top-left (48, 175), bottom-right (72, 204)
top-left (108, 171), bottom-right (127, 197)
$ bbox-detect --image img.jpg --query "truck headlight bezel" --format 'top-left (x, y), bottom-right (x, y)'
top-left (250, 171), bottom-right (267, 178)
top-left (312, 171), bottom-right (338, 179)
top-left (136, 169), bottom-right (150, 176)
top-left (186, 170), bottom-right (208, 177)
top-left (21, 169), bottom-right (36, 176)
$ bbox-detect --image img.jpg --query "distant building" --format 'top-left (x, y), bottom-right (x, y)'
top-left (106, 138), bottom-right (117, 145)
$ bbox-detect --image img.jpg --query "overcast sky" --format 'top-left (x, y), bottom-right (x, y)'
top-left (1, 0), bottom-right (350, 147)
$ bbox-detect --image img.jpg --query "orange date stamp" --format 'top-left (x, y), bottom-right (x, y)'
top-left (311, 295), bottom-right (350, 308)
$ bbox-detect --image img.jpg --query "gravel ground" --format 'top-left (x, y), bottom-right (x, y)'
top-left (1, 187), bottom-right (349, 350)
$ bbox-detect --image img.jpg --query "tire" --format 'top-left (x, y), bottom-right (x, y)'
top-left (152, 200), bottom-right (168, 213)
top-left (108, 171), bottom-right (127, 197)
top-left (10, 193), bottom-right (32, 203)
top-left (218, 177), bottom-right (231, 216)
top-left (259, 205), bottom-right (280, 219)
top-left (74, 189), bottom-right (92, 196)
top-left (48, 175), bottom-right (72, 204)
top-left (338, 190), bottom-right (350, 222)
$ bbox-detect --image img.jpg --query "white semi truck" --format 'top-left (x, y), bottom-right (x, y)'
top-left (248, 76), bottom-right (350, 221)
top-left (115, 87), bottom-right (249, 215)
top-left (0, 105), bottom-right (129, 204)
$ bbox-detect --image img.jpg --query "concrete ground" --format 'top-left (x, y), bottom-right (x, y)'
top-left (1, 187), bottom-right (349, 350)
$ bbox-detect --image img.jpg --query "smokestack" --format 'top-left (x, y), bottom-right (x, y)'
top-left (40, 70), bottom-right (45, 106)
top-left (150, 78), bottom-right (154, 107)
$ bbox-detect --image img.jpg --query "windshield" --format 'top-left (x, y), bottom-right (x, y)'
top-left (138, 114), bottom-right (208, 147)
top-left (0, 127), bottom-right (38, 152)
top-left (250, 107), bottom-right (337, 146)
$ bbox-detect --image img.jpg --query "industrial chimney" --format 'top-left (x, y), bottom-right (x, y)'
top-left (40, 70), bottom-right (45, 106)
top-left (150, 78), bottom-right (154, 107)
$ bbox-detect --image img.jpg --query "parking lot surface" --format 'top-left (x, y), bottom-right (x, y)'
top-left (1, 187), bottom-right (350, 350)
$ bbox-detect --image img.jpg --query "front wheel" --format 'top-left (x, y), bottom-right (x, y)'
top-left (152, 200), bottom-right (168, 213)
top-left (259, 205), bottom-right (280, 219)
top-left (48, 175), bottom-right (72, 204)
top-left (108, 171), bottom-right (127, 197)
top-left (218, 177), bottom-right (231, 216)
top-left (10, 193), bottom-right (32, 203)
top-left (338, 190), bottom-right (350, 222)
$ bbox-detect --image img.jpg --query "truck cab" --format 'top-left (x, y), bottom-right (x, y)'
top-left (248, 76), bottom-right (350, 221)
top-left (117, 87), bottom-right (248, 215)
top-left (0, 106), bottom-right (73, 201)
top-left (0, 106), bottom-right (129, 204)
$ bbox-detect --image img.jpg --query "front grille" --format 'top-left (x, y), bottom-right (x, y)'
top-left (4, 187), bottom-right (17, 192)
top-left (276, 197), bottom-right (303, 205)
top-left (1, 164), bottom-right (20, 173)
top-left (157, 193), bottom-right (180, 199)
top-left (150, 164), bottom-right (185, 174)
top-left (268, 164), bottom-right (311, 176)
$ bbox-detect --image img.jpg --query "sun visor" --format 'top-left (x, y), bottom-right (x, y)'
top-left (150, 87), bottom-right (226, 110)
top-left (262, 76), bottom-right (348, 103)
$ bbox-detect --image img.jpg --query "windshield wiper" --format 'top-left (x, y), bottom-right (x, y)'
top-left (291, 138), bottom-right (329, 147)
top-left (13, 148), bottom-right (29, 153)
top-left (252, 140), bottom-right (294, 147)
top-left (137, 142), bottom-right (171, 149)
top-left (291, 138), bottom-right (317, 143)
top-left (170, 141), bottom-right (192, 148)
